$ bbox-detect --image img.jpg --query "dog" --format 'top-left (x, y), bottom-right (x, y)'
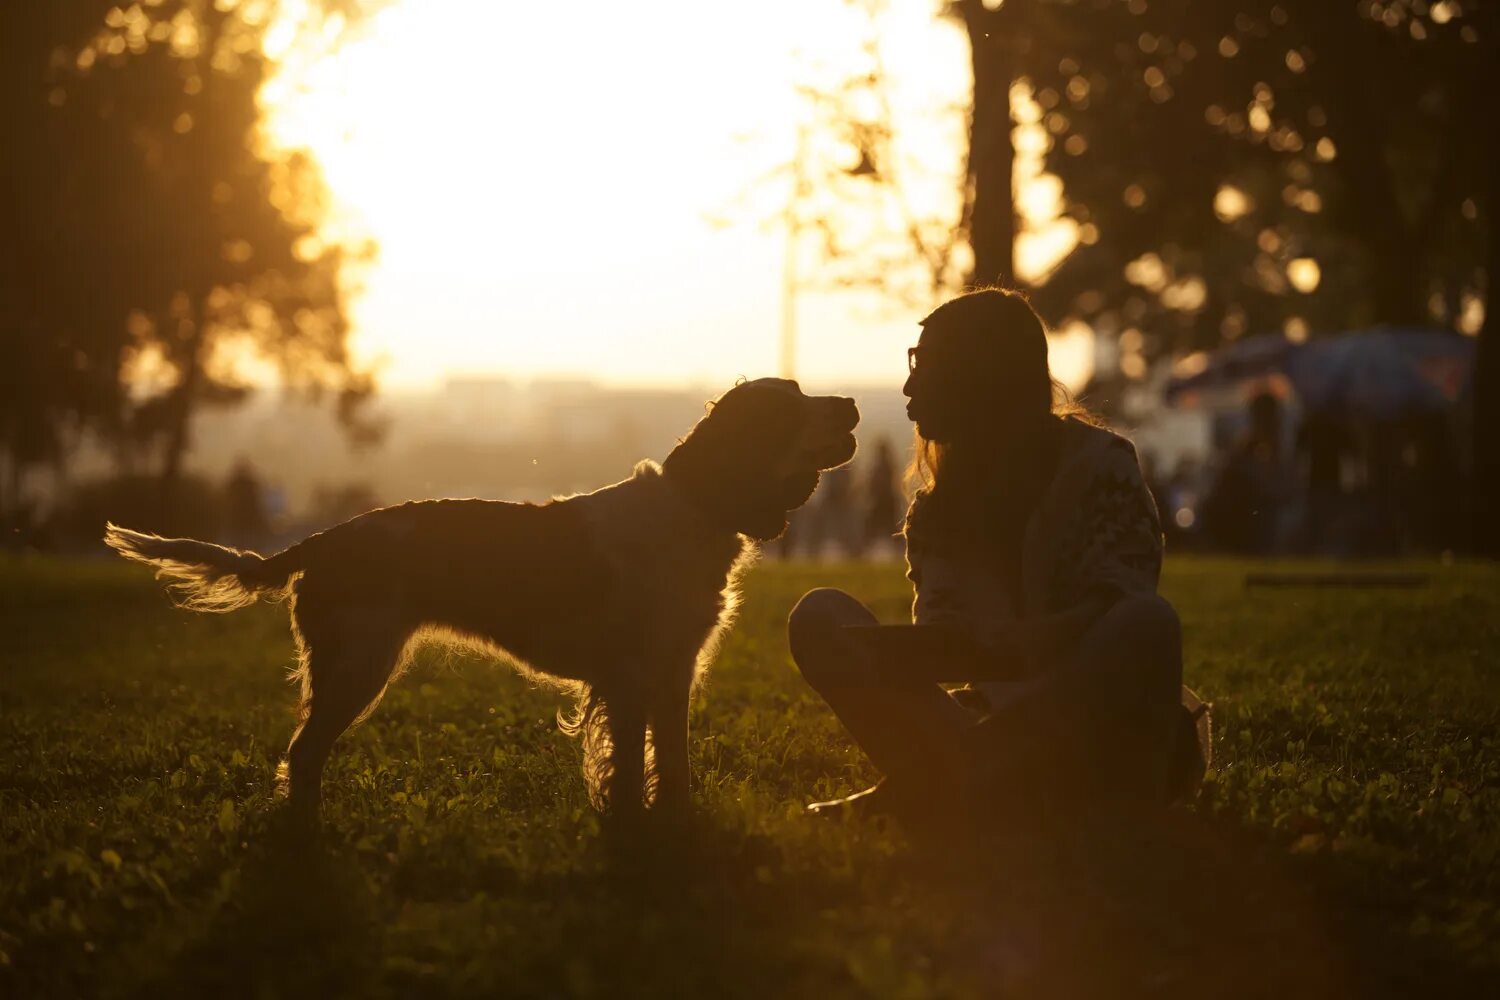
top-left (105, 378), bottom-right (858, 826)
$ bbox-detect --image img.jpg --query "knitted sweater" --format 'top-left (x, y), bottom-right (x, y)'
top-left (903, 418), bottom-right (1163, 694)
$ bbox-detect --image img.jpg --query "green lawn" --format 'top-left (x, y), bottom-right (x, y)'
top-left (1, 556), bottom-right (1496, 998)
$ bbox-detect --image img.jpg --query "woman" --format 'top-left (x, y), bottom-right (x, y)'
top-left (788, 289), bottom-right (1207, 824)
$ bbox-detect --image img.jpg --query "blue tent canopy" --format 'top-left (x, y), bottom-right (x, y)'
top-left (1165, 328), bottom-right (1474, 417)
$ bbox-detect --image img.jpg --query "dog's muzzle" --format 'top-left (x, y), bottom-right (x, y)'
top-left (806, 396), bottom-right (860, 469)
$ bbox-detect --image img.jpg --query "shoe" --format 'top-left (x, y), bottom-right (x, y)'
top-left (805, 779), bottom-right (895, 818)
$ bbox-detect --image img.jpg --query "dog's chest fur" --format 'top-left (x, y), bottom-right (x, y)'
top-left (569, 462), bottom-right (752, 671)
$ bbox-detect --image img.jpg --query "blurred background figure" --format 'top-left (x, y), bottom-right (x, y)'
top-left (1403, 410), bottom-right (1464, 553)
top-left (1202, 392), bottom-right (1292, 555)
top-left (1293, 411), bottom-right (1352, 555)
top-left (860, 437), bottom-right (902, 560)
top-left (802, 466), bottom-right (858, 560)
top-left (775, 437), bottom-right (909, 562)
top-left (1165, 326), bottom-right (1477, 557)
top-left (223, 459), bottom-right (270, 549)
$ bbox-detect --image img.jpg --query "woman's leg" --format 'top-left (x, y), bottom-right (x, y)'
top-left (788, 588), bottom-right (974, 793)
top-left (963, 593), bottom-right (1183, 805)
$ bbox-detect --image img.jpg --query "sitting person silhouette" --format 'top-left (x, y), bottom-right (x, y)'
top-left (789, 289), bottom-right (1207, 826)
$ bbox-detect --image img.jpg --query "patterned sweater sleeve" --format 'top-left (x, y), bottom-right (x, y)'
top-left (1046, 435), bottom-right (1164, 611)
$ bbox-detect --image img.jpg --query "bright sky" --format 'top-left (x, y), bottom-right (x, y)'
top-left (261, 0), bottom-right (1091, 391)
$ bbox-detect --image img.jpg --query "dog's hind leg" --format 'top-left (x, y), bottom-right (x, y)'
top-left (281, 619), bottom-right (408, 826)
top-left (600, 688), bottom-right (648, 824)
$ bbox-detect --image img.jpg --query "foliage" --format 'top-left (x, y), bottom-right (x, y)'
top-left (1005, 0), bottom-right (1494, 359)
top-left (808, 2), bottom-right (1493, 363)
top-left (716, 0), bottom-right (971, 312)
top-left (46, 473), bottom-right (241, 550)
top-left (0, 1), bottom-right (378, 498)
top-left (1, 557), bottom-right (1496, 997)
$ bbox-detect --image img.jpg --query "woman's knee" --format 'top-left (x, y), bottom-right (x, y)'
top-left (787, 588), bottom-right (872, 685)
top-left (1084, 593), bottom-right (1182, 693)
top-left (1110, 593), bottom-right (1181, 656)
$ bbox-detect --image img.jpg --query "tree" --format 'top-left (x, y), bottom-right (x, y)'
top-left (0, 4), bottom-right (131, 510)
top-left (791, 0), bottom-right (1496, 551)
top-left (717, 0), bottom-right (1038, 344)
top-left (1, 0), bottom-right (380, 520)
top-left (1019, 2), bottom-right (1488, 357)
top-left (952, 0), bottom-right (1024, 287)
top-left (1469, 3), bottom-right (1499, 557)
top-left (712, 0), bottom-right (972, 380)
top-left (1005, 0), bottom-right (1493, 548)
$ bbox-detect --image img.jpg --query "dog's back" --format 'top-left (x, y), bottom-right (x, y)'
top-left (289, 496), bottom-right (623, 680)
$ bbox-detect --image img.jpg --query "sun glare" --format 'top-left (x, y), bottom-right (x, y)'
top-left (260, 0), bottom-right (1083, 391)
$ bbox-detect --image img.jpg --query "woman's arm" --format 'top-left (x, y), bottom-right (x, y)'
top-left (981, 434), bottom-right (1164, 665)
top-left (972, 591), bottom-right (1116, 665)
top-left (1056, 436), bottom-right (1165, 605)
top-left (904, 490), bottom-right (966, 625)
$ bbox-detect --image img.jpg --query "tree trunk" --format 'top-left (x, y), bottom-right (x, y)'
top-left (1476, 27), bottom-right (1500, 559)
top-left (1477, 283), bottom-right (1497, 558)
top-left (1368, 232), bottom-right (1430, 327)
top-left (0, 450), bottom-right (15, 524)
top-left (959, 1), bottom-right (1018, 288)
top-left (1301, 6), bottom-right (1429, 327)
top-left (158, 309), bottom-right (205, 519)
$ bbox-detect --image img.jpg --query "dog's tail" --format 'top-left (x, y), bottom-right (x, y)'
top-left (103, 523), bottom-right (302, 612)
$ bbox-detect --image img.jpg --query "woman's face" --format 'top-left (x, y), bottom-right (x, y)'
top-left (904, 323), bottom-right (1043, 445)
top-left (902, 327), bottom-right (967, 443)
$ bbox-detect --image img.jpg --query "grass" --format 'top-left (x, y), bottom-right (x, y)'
top-left (1, 554), bottom-right (1497, 998)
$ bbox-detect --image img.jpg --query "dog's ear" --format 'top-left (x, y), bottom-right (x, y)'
top-left (663, 381), bottom-right (809, 539)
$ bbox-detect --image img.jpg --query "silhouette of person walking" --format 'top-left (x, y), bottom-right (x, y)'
top-left (224, 459), bottom-right (269, 549)
top-left (860, 437), bottom-right (902, 559)
top-left (1204, 391), bottom-right (1291, 555)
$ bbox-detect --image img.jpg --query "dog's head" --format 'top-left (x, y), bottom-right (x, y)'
top-left (663, 378), bottom-right (860, 540)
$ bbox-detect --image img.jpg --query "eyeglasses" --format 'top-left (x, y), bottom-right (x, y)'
top-left (907, 346), bottom-right (919, 373)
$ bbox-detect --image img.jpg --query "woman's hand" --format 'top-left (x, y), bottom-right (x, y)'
top-left (917, 605), bottom-right (966, 627)
top-left (987, 595), bottom-right (1118, 665)
top-left (912, 586), bottom-right (965, 628)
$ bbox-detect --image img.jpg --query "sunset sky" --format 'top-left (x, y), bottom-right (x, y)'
top-left (261, 0), bottom-right (1092, 392)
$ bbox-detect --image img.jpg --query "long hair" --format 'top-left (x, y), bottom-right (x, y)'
top-left (903, 289), bottom-right (1097, 571)
top-left (905, 380), bottom-right (1093, 495)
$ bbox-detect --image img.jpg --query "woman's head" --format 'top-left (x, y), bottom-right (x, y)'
top-left (903, 289), bottom-right (1096, 550)
top-left (903, 288), bottom-right (1054, 448)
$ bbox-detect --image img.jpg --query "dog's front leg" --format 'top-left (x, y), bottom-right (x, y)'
top-left (647, 666), bottom-right (694, 818)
